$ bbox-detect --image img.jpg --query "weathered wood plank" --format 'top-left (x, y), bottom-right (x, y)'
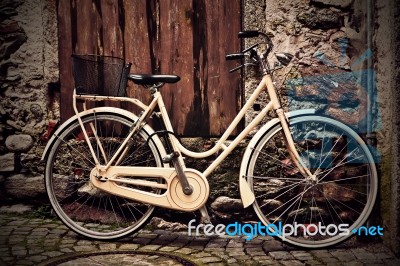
top-left (101, 0), bottom-right (124, 57)
top-left (123, 0), bottom-right (155, 109)
top-left (158, 0), bottom-right (194, 136)
top-left (73, 0), bottom-right (99, 54)
top-left (190, 0), bottom-right (242, 136)
top-left (72, 0), bottom-right (101, 111)
top-left (216, 0), bottom-right (242, 134)
top-left (100, 0), bottom-right (124, 108)
top-left (190, 0), bottom-right (211, 136)
top-left (58, 0), bottom-right (74, 121)
top-left (204, 0), bottom-right (222, 135)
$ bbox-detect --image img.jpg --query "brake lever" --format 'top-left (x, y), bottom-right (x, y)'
top-left (229, 65), bottom-right (243, 73)
top-left (242, 43), bottom-right (259, 54)
top-left (226, 53), bottom-right (245, 60)
top-left (229, 63), bottom-right (257, 73)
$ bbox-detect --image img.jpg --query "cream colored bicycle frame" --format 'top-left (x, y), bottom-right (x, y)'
top-left (72, 73), bottom-right (312, 210)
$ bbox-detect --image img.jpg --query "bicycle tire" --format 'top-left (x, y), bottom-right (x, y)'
top-left (45, 112), bottom-right (165, 240)
top-left (245, 115), bottom-right (377, 248)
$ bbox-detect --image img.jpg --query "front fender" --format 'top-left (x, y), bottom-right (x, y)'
top-left (239, 109), bottom-right (316, 208)
top-left (41, 107), bottom-right (160, 161)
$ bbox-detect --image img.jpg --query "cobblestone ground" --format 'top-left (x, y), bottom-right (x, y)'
top-left (0, 213), bottom-right (399, 266)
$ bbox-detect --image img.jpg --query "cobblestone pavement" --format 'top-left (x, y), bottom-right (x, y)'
top-left (0, 213), bottom-right (399, 266)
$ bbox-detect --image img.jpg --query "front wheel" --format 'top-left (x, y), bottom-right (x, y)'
top-left (245, 115), bottom-right (377, 248)
top-left (45, 112), bottom-right (165, 240)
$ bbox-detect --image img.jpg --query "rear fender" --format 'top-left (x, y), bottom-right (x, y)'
top-left (41, 107), bottom-right (165, 161)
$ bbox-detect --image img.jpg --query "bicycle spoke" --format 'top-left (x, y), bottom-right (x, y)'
top-left (252, 147), bottom-right (301, 173)
top-left (313, 195), bottom-right (326, 227)
top-left (326, 184), bottom-right (368, 199)
top-left (318, 173), bottom-right (368, 184)
top-left (288, 181), bottom-right (307, 225)
top-left (114, 196), bottom-right (128, 224)
top-left (314, 185), bottom-right (355, 224)
top-left (123, 198), bottom-right (138, 221)
top-left (107, 197), bottom-right (119, 228)
top-left (316, 186), bottom-right (345, 224)
top-left (270, 187), bottom-right (310, 224)
top-left (67, 193), bottom-right (95, 217)
top-left (257, 179), bottom-right (307, 201)
top-left (314, 133), bottom-right (345, 174)
top-left (317, 153), bottom-right (363, 184)
top-left (55, 135), bottom-right (94, 169)
top-left (318, 124), bottom-right (327, 169)
top-left (250, 175), bottom-right (304, 182)
top-left (316, 157), bottom-right (366, 178)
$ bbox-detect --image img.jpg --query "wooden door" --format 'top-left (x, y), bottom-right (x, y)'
top-left (58, 0), bottom-right (242, 136)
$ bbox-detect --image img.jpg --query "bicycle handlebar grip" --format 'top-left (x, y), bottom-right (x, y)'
top-left (226, 53), bottom-right (245, 60)
top-left (238, 31), bottom-right (260, 38)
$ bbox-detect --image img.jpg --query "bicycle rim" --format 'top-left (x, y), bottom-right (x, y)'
top-left (45, 112), bottom-right (164, 240)
top-left (246, 116), bottom-right (377, 248)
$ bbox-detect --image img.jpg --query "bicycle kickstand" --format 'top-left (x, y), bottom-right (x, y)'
top-left (199, 206), bottom-right (211, 224)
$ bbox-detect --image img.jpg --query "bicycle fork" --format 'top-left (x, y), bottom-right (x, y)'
top-left (264, 75), bottom-right (314, 180)
top-left (276, 109), bottom-right (314, 178)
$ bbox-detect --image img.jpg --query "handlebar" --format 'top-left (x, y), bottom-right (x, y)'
top-left (225, 53), bottom-right (245, 60)
top-left (226, 30), bottom-right (274, 74)
top-left (238, 31), bottom-right (260, 38)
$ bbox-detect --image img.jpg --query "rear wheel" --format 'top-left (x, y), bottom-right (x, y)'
top-left (246, 116), bottom-right (377, 248)
top-left (45, 112), bottom-right (164, 240)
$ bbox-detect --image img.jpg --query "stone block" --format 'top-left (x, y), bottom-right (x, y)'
top-left (326, 106), bottom-right (360, 126)
top-left (211, 196), bottom-right (243, 212)
top-left (0, 204), bottom-right (33, 214)
top-left (297, 9), bottom-right (343, 29)
top-left (4, 174), bottom-right (45, 199)
top-left (150, 217), bottom-right (188, 231)
top-left (0, 32), bottom-right (27, 60)
top-left (0, 153), bottom-right (14, 172)
top-left (5, 134), bottom-right (34, 152)
top-left (311, 0), bottom-right (353, 9)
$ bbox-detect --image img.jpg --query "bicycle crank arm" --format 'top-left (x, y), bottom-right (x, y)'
top-left (163, 151), bottom-right (193, 195)
top-left (90, 166), bottom-right (209, 212)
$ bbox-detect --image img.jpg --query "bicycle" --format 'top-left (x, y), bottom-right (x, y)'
top-left (42, 31), bottom-right (377, 248)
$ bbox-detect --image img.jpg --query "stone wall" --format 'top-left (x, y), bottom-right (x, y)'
top-left (0, 0), bottom-right (59, 202)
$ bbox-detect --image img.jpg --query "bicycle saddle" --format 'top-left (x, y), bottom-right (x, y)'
top-left (128, 74), bottom-right (180, 85)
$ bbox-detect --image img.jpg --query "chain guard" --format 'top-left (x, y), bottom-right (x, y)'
top-left (90, 166), bottom-right (209, 212)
